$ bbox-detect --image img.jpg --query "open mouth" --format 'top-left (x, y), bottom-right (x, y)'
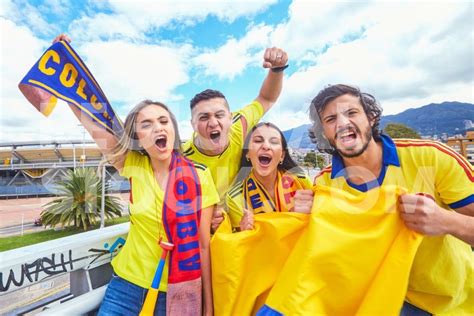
top-left (210, 131), bottom-right (221, 144)
top-left (155, 135), bottom-right (167, 149)
top-left (258, 155), bottom-right (272, 166)
top-left (337, 128), bottom-right (357, 144)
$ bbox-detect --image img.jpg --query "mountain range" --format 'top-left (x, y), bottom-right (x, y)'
top-left (283, 101), bottom-right (474, 149)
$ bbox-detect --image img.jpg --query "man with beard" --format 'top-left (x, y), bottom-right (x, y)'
top-left (295, 84), bottom-right (473, 315)
top-left (183, 48), bottom-right (288, 230)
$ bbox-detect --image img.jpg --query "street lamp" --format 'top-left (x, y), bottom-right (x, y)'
top-left (78, 124), bottom-right (86, 168)
top-left (100, 163), bottom-right (106, 229)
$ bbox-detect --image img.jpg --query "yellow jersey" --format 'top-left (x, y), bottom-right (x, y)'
top-left (112, 151), bottom-right (219, 291)
top-left (315, 135), bottom-right (474, 315)
top-left (183, 101), bottom-right (264, 202)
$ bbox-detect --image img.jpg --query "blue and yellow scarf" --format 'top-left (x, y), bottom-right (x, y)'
top-left (244, 170), bottom-right (306, 214)
top-left (18, 40), bottom-right (123, 135)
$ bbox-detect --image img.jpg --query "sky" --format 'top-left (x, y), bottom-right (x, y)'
top-left (0, 0), bottom-right (473, 143)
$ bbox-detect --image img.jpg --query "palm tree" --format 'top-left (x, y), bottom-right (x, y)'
top-left (41, 167), bottom-right (123, 231)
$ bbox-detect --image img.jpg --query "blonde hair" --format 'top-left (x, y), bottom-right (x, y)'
top-left (105, 100), bottom-right (182, 165)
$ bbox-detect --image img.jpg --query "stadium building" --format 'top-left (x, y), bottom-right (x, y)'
top-left (0, 140), bottom-right (129, 199)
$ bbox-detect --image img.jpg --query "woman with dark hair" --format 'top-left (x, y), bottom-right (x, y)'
top-left (225, 122), bottom-right (312, 230)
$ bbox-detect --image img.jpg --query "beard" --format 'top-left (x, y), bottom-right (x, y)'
top-left (330, 125), bottom-right (373, 158)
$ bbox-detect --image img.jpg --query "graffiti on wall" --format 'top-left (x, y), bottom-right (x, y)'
top-left (0, 236), bottom-right (126, 292)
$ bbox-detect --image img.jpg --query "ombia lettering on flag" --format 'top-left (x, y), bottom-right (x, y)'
top-left (212, 185), bottom-right (423, 315)
top-left (18, 40), bottom-right (123, 135)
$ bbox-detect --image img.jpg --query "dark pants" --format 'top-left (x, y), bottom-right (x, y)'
top-left (98, 274), bottom-right (166, 316)
top-left (400, 301), bottom-right (432, 316)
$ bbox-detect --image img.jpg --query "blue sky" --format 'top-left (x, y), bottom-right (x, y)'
top-left (1, 0), bottom-right (473, 142)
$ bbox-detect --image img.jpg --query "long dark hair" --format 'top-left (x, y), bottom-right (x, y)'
top-left (308, 84), bottom-right (382, 154)
top-left (234, 122), bottom-right (303, 184)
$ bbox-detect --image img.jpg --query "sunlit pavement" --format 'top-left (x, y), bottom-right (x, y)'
top-left (0, 193), bottom-right (129, 237)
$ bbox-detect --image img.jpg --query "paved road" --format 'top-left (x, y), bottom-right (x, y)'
top-left (0, 193), bottom-right (129, 237)
top-left (0, 223), bottom-right (45, 237)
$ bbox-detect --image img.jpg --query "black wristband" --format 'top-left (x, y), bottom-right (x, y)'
top-left (271, 64), bottom-right (289, 73)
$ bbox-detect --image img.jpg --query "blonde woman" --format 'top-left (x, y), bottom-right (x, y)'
top-left (53, 34), bottom-right (218, 316)
top-left (101, 101), bottom-right (217, 315)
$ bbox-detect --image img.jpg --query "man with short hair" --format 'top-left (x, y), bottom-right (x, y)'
top-left (296, 84), bottom-right (473, 315)
top-left (183, 48), bottom-right (288, 229)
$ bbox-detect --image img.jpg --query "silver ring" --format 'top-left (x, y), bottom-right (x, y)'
top-left (276, 54), bottom-right (282, 58)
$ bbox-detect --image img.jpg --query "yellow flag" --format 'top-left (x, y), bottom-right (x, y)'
top-left (211, 212), bottom-right (309, 315)
top-left (212, 185), bottom-right (423, 315)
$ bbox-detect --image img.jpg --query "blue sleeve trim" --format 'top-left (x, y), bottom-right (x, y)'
top-left (449, 194), bottom-right (474, 209)
top-left (256, 305), bottom-right (284, 316)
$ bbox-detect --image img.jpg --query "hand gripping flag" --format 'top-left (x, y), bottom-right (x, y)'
top-left (212, 185), bottom-right (424, 315)
top-left (257, 185), bottom-right (423, 316)
top-left (18, 40), bottom-right (123, 136)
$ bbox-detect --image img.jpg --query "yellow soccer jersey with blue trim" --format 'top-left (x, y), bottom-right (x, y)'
top-left (183, 101), bottom-right (264, 202)
top-left (112, 151), bottom-right (219, 291)
top-left (226, 171), bottom-right (313, 228)
top-left (315, 135), bottom-right (474, 315)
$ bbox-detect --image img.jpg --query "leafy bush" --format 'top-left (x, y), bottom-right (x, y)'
top-left (41, 168), bottom-right (122, 231)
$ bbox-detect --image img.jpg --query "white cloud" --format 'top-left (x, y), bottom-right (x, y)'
top-left (69, 0), bottom-right (278, 42)
top-left (0, 13), bottom-right (194, 142)
top-left (0, 0), bottom-right (12, 17)
top-left (0, 98), bottom-right (89, 143)
top-left (0, 18), bottom-right (48, 96)
top-left (0, 17), bottom-right (90, 142)
top-left (40, 0), bottom-right (71, 16)
top-left (264, 107), bottom-right (310, 132)
top-left (1, 0), bottom-right (59, 37)
top-left (178, 119), bottom-right (193, 142)
top-left (193, 24), bottom-right (273, 79)
top-left (270, 1), bottom-right (373, 62)
top-left (1, 0), bottom-right (472, 144)
top-left (190, 0), bottom-right (472, 128)
top-left (381, 83), bottom-right (474, 116)
top-left (69, 13), bottom-right (144, 42)
top-left (268, 0), bottom-right (473, 124)
top-left (77, 40), bottom-right (192, 111)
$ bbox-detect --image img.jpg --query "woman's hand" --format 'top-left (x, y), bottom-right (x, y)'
top-left (52, 33), bottom-right (71, 44)
top-left (239, 209), bottom-right (254, 231)
top-left (211, 206), bottom-right (225, 233)
top-left (293, 189), bottom-right (314, 214)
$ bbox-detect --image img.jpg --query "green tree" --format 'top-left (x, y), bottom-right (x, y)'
top-left (384, 123), bottom-right (421, 139)
top-left (41, 167), bottom-right (122, 231)
top-left (304, 152), bottom-right (325, 169)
